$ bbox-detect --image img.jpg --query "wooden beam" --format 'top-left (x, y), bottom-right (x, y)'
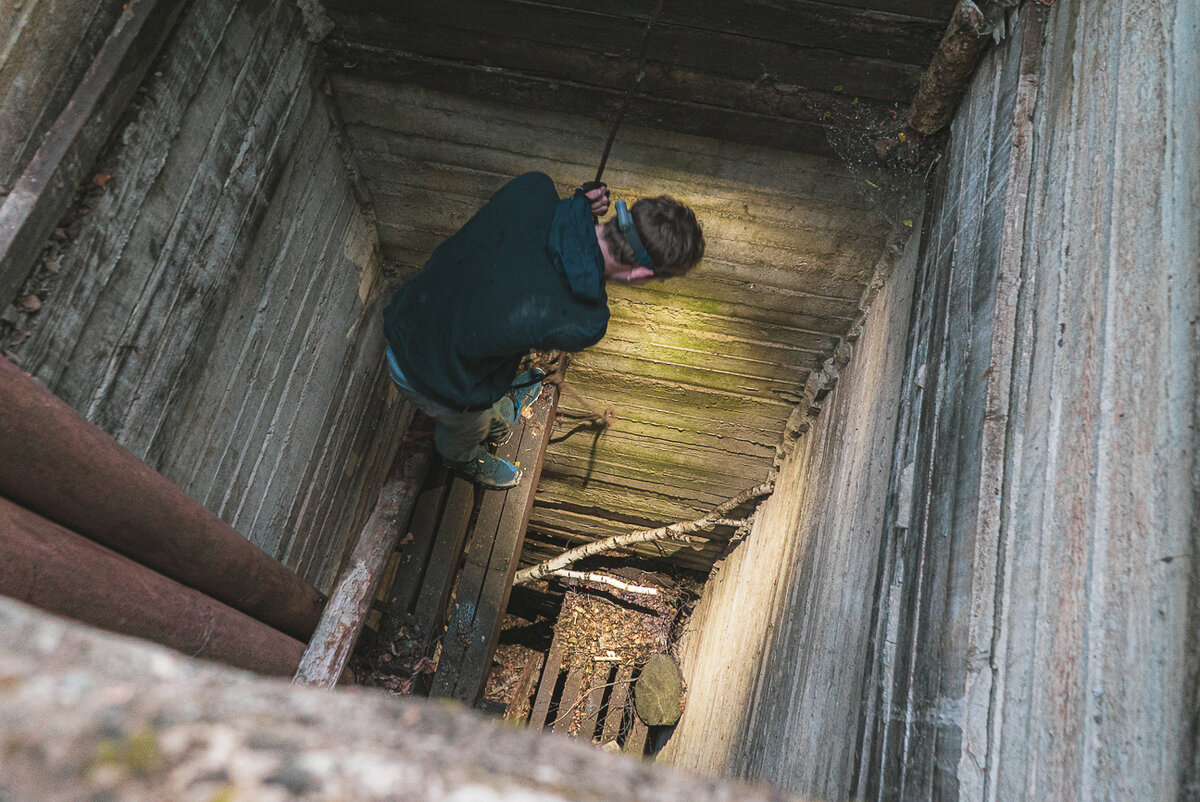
top-left (430, 384), bottom-right (560, 705)
top-left (374, 462), bottom-right (453, 645)
top-left (503, 651), bottom-right (545, 723)
top-left (907, 0), bottom-right (995, 135)
top-left (294, 414), bottom-right (435, 688)
top-left (600, 663), bottom-right (635, 745)
top-left (529, 629), bottom-right (566, 731)
top-left (0, 0), bottom-right (188, 308)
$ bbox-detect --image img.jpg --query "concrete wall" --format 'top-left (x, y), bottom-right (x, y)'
top-left (859, 2), bottom-right (1200, 799)
top-left (659, 210), bottom-right (919, 799)
top-left (667, 2), bottom-right (1200, 800)
top-left (3, 0), bottom-right (402, 593)
top-left (0, 0), bottom-right (124, 188)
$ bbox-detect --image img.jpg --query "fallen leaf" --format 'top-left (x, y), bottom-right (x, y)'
top-left (400, 532), bottom-right (414, 545)
top-left (17, 294), bottom-right (40, 312)
top-left (92, 173), bottom-right (112, 187)
top-left (1, 305), bottom-right (19, 325)
top-left (413, 657), bottom-right (437, 674)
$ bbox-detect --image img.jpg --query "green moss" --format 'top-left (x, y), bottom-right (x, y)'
top-left (92, 728), bottom-right (160, 777)
top-left (208, 785), bottom-right (237, 802)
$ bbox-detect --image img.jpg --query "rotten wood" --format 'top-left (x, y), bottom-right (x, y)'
top-left (294, 414), bottom-right (435, 688)
top-left (579, 663), bottom-right (607, 741)
top-left (907, 0), bottom-right (995, 135)
top-left (374, 462), bottom-right (454, 646)
top-left (504, 651), bottom-right (545, 723)
top-left (514, 481), bottom-right (773, 586)
top-left (529, 631), bottom-right (566, 731)
top-left (554, 667), bottom-right (587, 735)
top-left (601, 663), bottom-right (635, 746)
top-left (625, 714), bottom-right (649, 757)
top-left (0, 0), bottom-right (188, 307)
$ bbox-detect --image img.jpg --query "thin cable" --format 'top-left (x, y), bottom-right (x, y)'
top-left (593, 0), bottom-right (667, 184)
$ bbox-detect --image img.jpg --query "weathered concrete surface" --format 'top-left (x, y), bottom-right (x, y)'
top-left (5, 0), bottom-right (401, 592)
top-left (0, 598), bottom-right (799, 802)
top-left (659, 207), bottom-right (919, 799)
top-left (858, 2), bottom-right (1200, 799)
top-left (328, 76), bottom-right (894, 574)
top-left (0, 0), bottom-right (123, 187)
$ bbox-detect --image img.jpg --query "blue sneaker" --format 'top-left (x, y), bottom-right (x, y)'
top-left (487, 369), bottom-right (546, 447)
top-left (445, 453), bottom-right (522, 490)
top-left (511, 368), bottom-right (546, 418)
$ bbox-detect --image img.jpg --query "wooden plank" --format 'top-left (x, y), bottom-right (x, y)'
top-left (503, 651), bottom-right (545, 724)
top-left (0, 0), bottom-right (188, 315)
top-left (407, 475), bottom-right (476, 668)
top-left (554, 666), bottom-right (587, 735)
top-left (430, 385), bottom-right (559, 705)
top-left (529, 631), bottom-right (566, 731)
top-left (365, 167), bottom-right (877, 236)
top-left (579, 663), bottom-right (606, 741)
top-left (294, 417), bottom-right (435, 688)
top-left (625, 715), bottom-right (649, 757)
top-left (600, 663), bottom-right (635, 745)
top-left (375, 462), bottom-right (452, 645)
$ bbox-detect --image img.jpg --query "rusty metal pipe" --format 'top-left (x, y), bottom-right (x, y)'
top-left (0, 497), bottom-right (304, 676)
top-left (0, 357), bottom-right (325, 640)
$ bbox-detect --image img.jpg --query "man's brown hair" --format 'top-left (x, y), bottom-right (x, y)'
top-left (602, 196), bottom-right (705, 276)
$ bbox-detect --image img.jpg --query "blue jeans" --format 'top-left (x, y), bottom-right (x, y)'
top-left (386, 347), bottom-right (514, 464)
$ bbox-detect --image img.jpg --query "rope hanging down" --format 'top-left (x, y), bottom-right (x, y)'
top-left (593, 0), bottom-right (668, 184)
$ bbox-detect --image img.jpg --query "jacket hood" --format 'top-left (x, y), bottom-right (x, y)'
top-left (547, 195), bottom-right (605, 302)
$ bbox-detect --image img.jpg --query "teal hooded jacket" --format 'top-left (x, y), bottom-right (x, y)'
top-left (382, 172), bottom-right (609, 411)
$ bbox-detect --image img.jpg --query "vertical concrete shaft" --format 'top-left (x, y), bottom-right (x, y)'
top-left (0, 357), bottom-right (326, 641)
top-left (0, 497), bottom-right (305, 676)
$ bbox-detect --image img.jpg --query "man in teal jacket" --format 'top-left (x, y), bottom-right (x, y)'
top-left (383, 172), bottom-right (704, 489)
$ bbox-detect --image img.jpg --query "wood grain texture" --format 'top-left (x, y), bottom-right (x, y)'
top-left (431, 386), bottom-right (559, 706)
